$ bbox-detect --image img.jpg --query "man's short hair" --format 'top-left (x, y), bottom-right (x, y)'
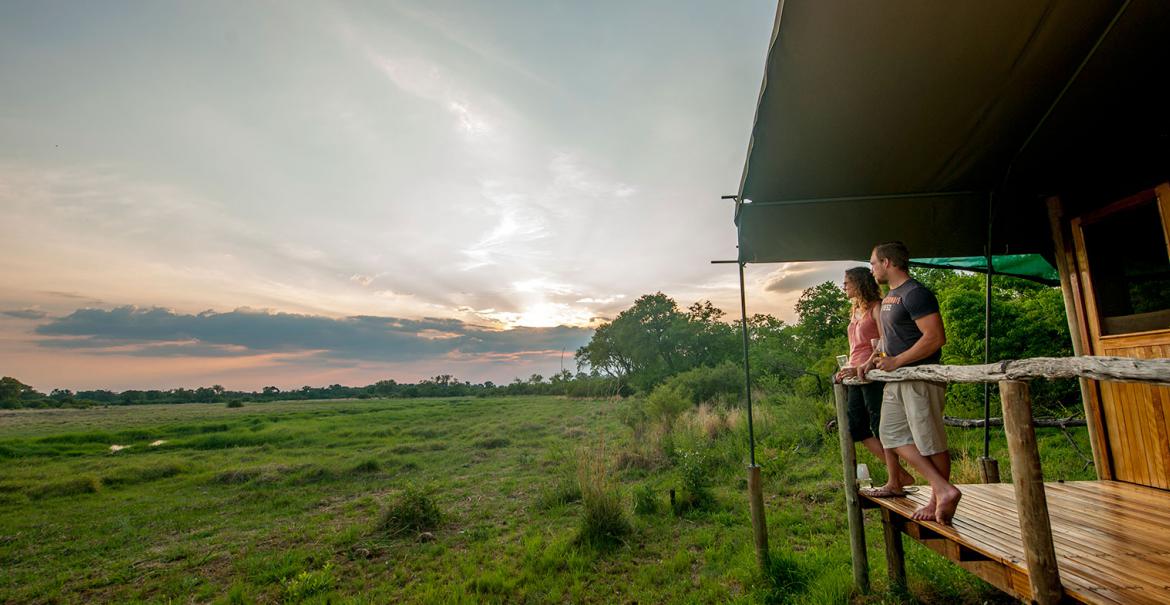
top-left (873, 241), bottom-right (910, 271)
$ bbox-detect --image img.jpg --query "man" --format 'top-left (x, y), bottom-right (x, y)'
top-left (861, 241), bottom-right (961, 525)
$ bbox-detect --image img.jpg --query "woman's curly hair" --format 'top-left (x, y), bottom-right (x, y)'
top-left (845, 266), bottom-right (882, 312)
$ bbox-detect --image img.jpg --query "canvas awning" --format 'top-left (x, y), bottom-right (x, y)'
top-left (911, 255), bottom-right (1059, 286)
top-left (735, 0), bottom-right (1170, 265)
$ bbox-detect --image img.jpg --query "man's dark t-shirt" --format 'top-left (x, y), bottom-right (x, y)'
top-left (879, 278), bottom-right (942, 366)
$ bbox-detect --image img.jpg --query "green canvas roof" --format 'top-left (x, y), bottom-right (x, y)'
top-left (911, 254), bottom-right (1059, 286)
top-left (734, 0), bottom-right (1170, 268)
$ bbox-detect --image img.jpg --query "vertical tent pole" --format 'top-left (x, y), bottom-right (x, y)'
top-left (739, 261), bottom-right (757, 468)
top-left (738, 261), bottom-right (770, 570)
top-left (981, 194), bottom-right (1001, 483)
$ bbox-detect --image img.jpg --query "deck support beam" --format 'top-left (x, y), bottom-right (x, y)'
top-left (833, 382), bottom-right (869, 594)
top-left (1000, 380), bottom-right (1063, 605)
top-left (881, 509), bottom-right (906, 590)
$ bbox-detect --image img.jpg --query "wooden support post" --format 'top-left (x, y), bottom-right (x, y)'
top-left (881, 509), bottom-right (906, 591)
top-left (833, 382), bottom-right (869, 594)
top-left (747, 465), bottom-right (770, 570)
top-left (1047, 197), bottom-right (1110, 479)
top-left (979, 456), bottom-right (1001, 483)
top-left (1000, 380), bottom-right (1062, 605)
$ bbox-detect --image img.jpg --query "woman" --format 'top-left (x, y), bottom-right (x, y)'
top-left (835, 266), bottom-right (913, 497)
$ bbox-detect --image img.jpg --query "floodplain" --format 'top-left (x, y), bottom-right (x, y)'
top-left (0, 395), bottom-right (1094, 603)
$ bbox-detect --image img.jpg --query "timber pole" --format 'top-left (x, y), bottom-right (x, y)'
top-left (1046, 196), bottom-right (1109, 478)
top-left (737, 261), bottom-right (769, 570)
top-left (1000, 380), bottom-right (1062, 605)
top-left (833, 382), bottom-right (869, 593)
top-left (881, 509), bottom-right (906, 591)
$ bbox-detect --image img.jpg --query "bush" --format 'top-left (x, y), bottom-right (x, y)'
top-left (632, 484), bottom-right (659, 515)
top-left (662, 362), bottom-right (742, 404)
top-left (226, 399), bottom-right (244, 408)
top-left (282, 562), bottom-right (334, 602)
top-left (379, 484), bottom-right (442, 536)
top-left (575, 444), bottom-right (630, 548)
top-left (675, 449), bottom-right (713, 511)
top-left (645, 383), bottom-right (691, 425)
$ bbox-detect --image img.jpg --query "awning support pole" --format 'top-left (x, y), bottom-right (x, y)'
top-left (738, 261), bottom-right (770, 570)
top-left (981, 194), bottom-right (1001, 483)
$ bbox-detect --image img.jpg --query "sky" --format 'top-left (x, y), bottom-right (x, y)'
top-left (0, 1), bottom-right (852, 392)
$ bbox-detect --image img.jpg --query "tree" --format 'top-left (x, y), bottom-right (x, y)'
top-left (575, 293), bottom-right (738, 392)
top-left (0, 377), bottom-right (35, 405)
top-left (793, 281), bottom-right (850, 349)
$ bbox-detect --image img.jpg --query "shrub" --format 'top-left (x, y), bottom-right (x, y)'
top-left (632, 484), bottom-right (660, 515)
top-left (226, 399), bottom-right (244, 408)
top-left (282, 562), bottom-right (334, 602)
top-left (675, 449), bottom-right (713, 511)
top-left (645, 383), bottom-right (691, 425)
top-left (379, 484), bottom-right (442, 536)
top-left (575, 443), bottom-right (630, 548)
top-left (617, 399), bottom-right (650, 440)
top-left (662, 362), bottom-right (743, 404)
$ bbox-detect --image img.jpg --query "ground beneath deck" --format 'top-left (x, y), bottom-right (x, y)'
top-left (863, 480), bottom-right (1170, 604)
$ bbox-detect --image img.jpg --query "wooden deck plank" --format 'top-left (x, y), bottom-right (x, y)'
top-left (862, 481), bottom-right (1170, 604)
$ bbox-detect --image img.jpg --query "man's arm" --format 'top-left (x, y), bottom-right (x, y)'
top-left (875, 312), bottom-right (945, 371)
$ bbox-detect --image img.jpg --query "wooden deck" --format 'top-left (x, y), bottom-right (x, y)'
top-left (861, 480), bottom-right (1170, 604)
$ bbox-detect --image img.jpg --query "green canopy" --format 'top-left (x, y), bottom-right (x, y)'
top-left (911, 254), bottom-right (1059, 286)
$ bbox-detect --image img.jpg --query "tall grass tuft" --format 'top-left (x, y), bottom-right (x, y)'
top-left (574, 441), bottom-right (630, 548)
top-left (378, 484), bottom-right (442, 537)
top-left (27, 476), bottom-right (101, 499)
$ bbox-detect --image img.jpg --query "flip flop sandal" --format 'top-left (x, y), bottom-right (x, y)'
top-left (859, 486), bottom-right (906, 498)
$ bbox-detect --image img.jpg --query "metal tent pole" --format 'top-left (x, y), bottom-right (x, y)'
top-left (711, 257), bottom-right (767, 568)
top-left (738, 261), bottom-right (769, 569)
top-left (981, 195), bottom-right (1001, 483)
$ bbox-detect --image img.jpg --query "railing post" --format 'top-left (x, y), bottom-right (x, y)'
top-left (999, 380), bottom-right (1062, 605)
top-left (833, 381), bottom-right (869, 594)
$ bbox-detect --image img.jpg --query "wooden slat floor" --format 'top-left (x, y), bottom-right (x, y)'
top-left (862, 481), bottom-right (1170, 604)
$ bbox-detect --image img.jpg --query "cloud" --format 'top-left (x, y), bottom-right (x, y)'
top-left (34, 306), bottom-right (593, 364)
top-left (2, 309), bottom-right (48, 320)
top-left (761, 263), bottom-right (847, 294)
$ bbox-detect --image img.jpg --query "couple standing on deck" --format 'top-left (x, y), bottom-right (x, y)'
top-left (835, 241), bottom-right (962, 525)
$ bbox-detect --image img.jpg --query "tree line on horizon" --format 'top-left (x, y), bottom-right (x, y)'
top-left (1, 268), bottom-right (1078, 415)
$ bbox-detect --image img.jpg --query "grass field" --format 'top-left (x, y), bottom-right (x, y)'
top-left (0, 394), bottom-right (1096, 604)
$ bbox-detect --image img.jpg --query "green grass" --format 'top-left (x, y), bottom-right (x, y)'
top-left (0, 395), bottom-right (1095, 603)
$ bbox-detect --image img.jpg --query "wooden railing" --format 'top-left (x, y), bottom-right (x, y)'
top-left (834, 355), bottom-right (1170, 605)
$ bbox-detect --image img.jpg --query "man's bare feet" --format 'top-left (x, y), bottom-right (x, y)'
top-left (897, 469), bottom-right (915, 488)
top-left (934, 485), bottom-right (962, 525)
top-left (912, 497), bottom-right (936, 521)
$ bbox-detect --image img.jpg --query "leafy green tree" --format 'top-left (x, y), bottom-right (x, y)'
top-left (576, 293), bottom-right (738, 392)
top-left (1, 377), bottom-right (33, 404)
